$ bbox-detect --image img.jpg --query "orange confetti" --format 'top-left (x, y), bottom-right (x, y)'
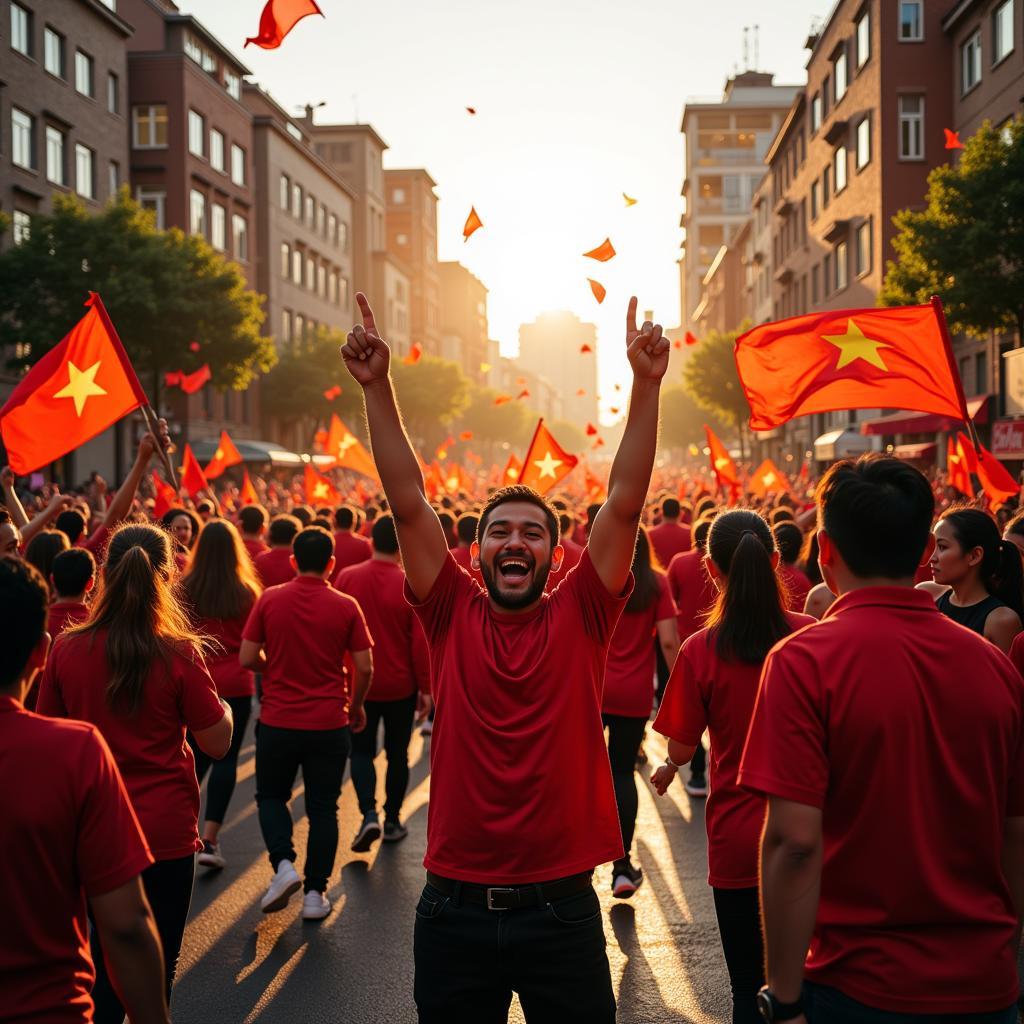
top-left (588, 279), bottom-right (606, 304)
top-left (583, 237), bottom-right (616, 262)
top-left (592, 437), bottom-right (605, 448)
top-left (673, 339), bottom-right (682, 350)
top-left (463, 206), bottom-right (483, 242)
top-left (323, 385), bottom-right (342, 400)
top-left (585, 423), bottom-right (598, 436)
top-left (685, 330), bottom-right (699, 346)
top-left (576, 388), bottom-right (586, 397)
top-left (580, 343), bottom-right (593, 354)
top-left (494, 394), bottom-right (512, 405)
top-left (623, 193), bottom-right (637, 207)
top-left (402, 342), bottom-right (423, 365)
top-left (466, 106), bottom-right (477, 115)
top-left (459, 430), bottom-right (473, 441)
top-left (609, 407), bottom-right (620, 415)
top-left (516, 376), bottom-right (527, 386)
top-left (944, 128), bottom-right (964, 150)
top-left (516, 389), bottom-right (530, 400)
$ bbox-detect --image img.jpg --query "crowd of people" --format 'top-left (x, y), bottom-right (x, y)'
top-left (2, 292), bottom-right (1024, 1024)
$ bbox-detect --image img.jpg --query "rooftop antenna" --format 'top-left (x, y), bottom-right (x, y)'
top-left (742, 26), bottom-right (750, 72)
top-left (753, 25), bottom-right (760, 71)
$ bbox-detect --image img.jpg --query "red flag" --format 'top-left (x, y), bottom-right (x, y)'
top-left (180, 444), bottom-right (209, 498)
top-left (178, 364), bottom-right (211, 395)
top-left (798, 460), bottom-right (809, 483)
top-left (947, 437), bottom-right (973, 497)
top-left (463, 206), bottom-right (483, 241)
top-left (304, 463), bottom-right (339, 505)
top-left (164, 371), bottom-right (182, 387)
top-left (685, 331), bottom-right (699, 346)
top-left (0, 294), bottom-right (147, 474)
top-left (239, 469), bottom-right (259, 506)
top-left (748, 458), bottom-right (792, 498)
top-left (977, 443), bottom-right (1019, 507)
top-left (502, 453), bottom-right (522, 484)
top-left (584, 464), bottom-right (607, 501)
top-left (151, 472), bottom-right (178, 520)
top-left (518, 420), bottom-right (579, 495)
top-left (323, 414), bottom-right (379, 482)
top-left (705, 425), bottom-right (740, 495)
top-left (245, 0), bottom-right (323, 48)
top-left (944, 128), bottom-right (964, 150)
top-left (956, 431), bottom-right (979, 475)
top-left (735, 300), bottom-right (968, 431)
top-left (204, 430), bottom-right (244, 480)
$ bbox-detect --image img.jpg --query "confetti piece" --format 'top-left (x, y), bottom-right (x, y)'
top-left (613, 383), bottom-right (621, 392)
top-left (588, 279), bottom-right (607, 304)
top-left (673, 339), bottom-right (682, 350)
top-left (592, 437), bottom-right (605, 448)
top-left (583, 237), bottom-right (616, 262)
top-left (623, 193), bottom-right (637, 206)
top-left (609, 407), bottom-right (620, 415)
top-left (576, 388), bottom-right (586, 396)
top-left (516, 376), bottom-right (527, 386)
top-left (580, 343), bottom-right (593, 354)
top-left (466, 106), bottom-right (477, 115)
top-left (189, 341), bottom-right (201, 352)
top-left (685, 331), bottom-right (699, 346)
top-left (459, 431), bottom-right (473, 441)
top-left (585, 423), bottom-right (598, 436)
top-left (516, 389), bottom-right (530, 400)
top-left (480, 362), bottom-right (492, 372)
top-left (314, 429), bottom-right (328, 445)
top-left (402, 342), bottom-right (423, 365)
top-left (944, 128), bottom-right (964, 150)
top-left (463, 206), bottom-right (483, 242)
top-left (323, 385), bottom-right (342, 400)
top-left (494, 394), bottom-right (512, 405)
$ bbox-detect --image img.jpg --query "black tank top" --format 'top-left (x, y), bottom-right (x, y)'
top-left (935, 591), bottom-right (1007, 636)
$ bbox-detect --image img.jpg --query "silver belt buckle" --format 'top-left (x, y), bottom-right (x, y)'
top-left (486, 887), bottom-right (515, 911)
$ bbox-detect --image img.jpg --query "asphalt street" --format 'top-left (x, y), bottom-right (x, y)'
top-left (174, 724), bottom-right (732, 1024)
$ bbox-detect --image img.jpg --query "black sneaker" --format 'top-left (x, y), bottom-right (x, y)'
top-left (382, 819), bottom-right (409, 843)
top-left (197, 839), bottom-right (226, 870)
top-left (351, 816), bottom-right (382, 853)
top-left (684, 774), bottom-right (708, 798)
top-left (611, 861), bottom-right (643, 899)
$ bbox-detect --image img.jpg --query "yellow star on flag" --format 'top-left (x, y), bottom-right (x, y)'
top-left (822, 318), bottom-right (891, 371)
top-left (714, 457), bottom-right (731, 471)
top-left (762, 471), bottom-right (777, 487)
top-left (533, 451), bottom-right (563, 480)
top-left (213, 447), bottom-right (224, 460)
top-left (313, 481), bottom-right (330, 499)
top-left (53, 360), bottom-right (107, 417)
top-left (336, 433), bottom-right (357, 457)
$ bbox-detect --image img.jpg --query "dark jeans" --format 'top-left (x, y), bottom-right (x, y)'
top-left (804, 982), bottom-right (1018, 1023)
top-left (191, 694), bottom-right (252, 825)
top-left (413, 880), bottom-right (615, 1023)
top-left (712, 886), bottom-right (765, 1024)
top-left (602, 713), bottom-right (648, 865)
top-left (90, 854), bottom-right (195, 1023)
top-left (255, 723), bottom-right (350, 894)
top-left (350, 692), bottom-right (417, 821)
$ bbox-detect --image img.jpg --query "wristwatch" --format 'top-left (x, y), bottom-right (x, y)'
top-left (756, 987), bottom-right (804, 1022)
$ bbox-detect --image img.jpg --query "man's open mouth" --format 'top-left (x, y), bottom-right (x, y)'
top-left (497, 555), bottom-right (531, 581)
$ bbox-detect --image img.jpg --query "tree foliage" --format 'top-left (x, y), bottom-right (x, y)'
top-left (660, 384), bottom-right (728, 450)
top-left (880, 118), bottom-right (1024, 340)
top-left (391, 356), bottom-right (470, 446)
top-left (681, 325), bottom-right (751, 430)
top-left (458, 385), bottom-right (534, 450)
top-left (547, 418), bottom-right (587, 455)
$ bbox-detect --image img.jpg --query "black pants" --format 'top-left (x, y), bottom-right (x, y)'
top-left (602, 713), bottom-right (648, 865)
top-left (350, 692), bottom-right (417, 821)
top-left (804, 982), bottom-right (1018, 1023)
top-left (255, 723), bottom-right (350, 894)
top-left (90, 853), bottom-right (195, 1023)
top-left (191, 694), bottom-right (252, 825)
top-left (712, 886), bottom-right (765, 1024)
top-left (413, 880), bottom-right (615, 1023)
top-left (690, 738), bottom-right (707, 776)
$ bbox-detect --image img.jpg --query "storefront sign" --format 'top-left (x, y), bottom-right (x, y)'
top-left (991, 418), bottom-right (1024, 459)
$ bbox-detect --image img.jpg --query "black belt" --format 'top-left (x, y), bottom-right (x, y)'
top-left (425, 870), bottom-right (593, 911)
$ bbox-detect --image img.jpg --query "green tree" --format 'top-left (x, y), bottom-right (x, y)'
top-left (391, 356), bottom-right (470, 446)
top-left (459, 385), bottom-right (534, 449)
top-left (881, 118), bottom-right (1024, 341)
top-left (681, 326), bottom-right (751, 440)
top-left (547, 418), bottom-right (587, 455)
top-left (660, 383), bottom-right (727, 451)
top-left (0, 192), bottom-right (273, 401)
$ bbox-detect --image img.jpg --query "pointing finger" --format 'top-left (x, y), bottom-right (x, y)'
top-left (626, 296), bottom-right (638, 336)
top-left (356, 292), bottom-right (378, 333)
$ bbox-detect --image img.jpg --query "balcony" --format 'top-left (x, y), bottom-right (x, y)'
top-left (823, 218), bottom-right (850, 243)
top-left (774, 265), bottom-right (794, 284)
top-left (773, 196), bottom-right (792, 217)
top-left (824, 119), bottom-right (848, 145)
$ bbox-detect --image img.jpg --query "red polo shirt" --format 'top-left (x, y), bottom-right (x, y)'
top-left (408, 549), bottom-right (631, 884)
top-left (332, 530), bottom-right (372, 577)
top-left (254, 546), bottom-right (296, 588)
top-left (195, 609), bottom-right (255, 699)
top-left (778, 562), bottom-right (812, 613)
top-left (740, 587), bottom-right (1024, 1014)
top-left (667, 549), bottom-right (716, 641)
top-left (654, 612), bottom-right (815, 887)
top-left (648, 520), bottom-right (692, 568)
top-left (335, 559), bottom-right (430, 701)
top-left (37, 630), bottom-right (225, 860)
top-left (47, 600), bottom-right (89, 638)
top-left (243, 575), bottom-right (372, 730)
top-left (0, 698), bottom-right (152, 1024)
top-left (242, 536), bottom-right (269, 562)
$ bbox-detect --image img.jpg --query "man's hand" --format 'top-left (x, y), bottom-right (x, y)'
top-left (138, 418), bottom-right (171, 464)
top-left (416, 692), bottom-right (433, 723)
top-left (0, 467), bottom-right (15, 491)
top-left (650, 764), bottom-right (677, 796)
top-left (625, 296), bottom-right (670, 383)
top-left (46, 492), bottom-right (73, 514)
top-left (350, 703), bottom-right (367, 733)
top-left (341, 294), bottom-right (391, 387)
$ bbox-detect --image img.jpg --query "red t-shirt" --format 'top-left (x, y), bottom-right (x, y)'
top-left (667, 549), bottom-right (716, 641)
top-left (47, 600), bottom-right (90, 637)
top-left (544, 538), bottom-right (585, 594)
top-left (242, 536), bottom-right (269, 561)
top-left (602, 573), bottom-right (676, 718)
top-left (194, 609), bottom-right (255, 699)
top-left (1010, 631), bottom-right (1024, 676)
top-left (0, 698), bottom-right (152, 1024)
top-left (408, 549), bottom-right (631, 884)
top-left (778, 562), bottom-right (812, 613)
top-left (332, 530), bottom-right (372, 577)
top-left (243, 576), bottom-right (373, 730)
top-left (80, 524), bottom-right (110, 561)
top-left (648, 520), bottom-right (692, 568)
top-left (450, 545), bottom-right (484, 587)
top-left (254, 546), bottom-right (296, 588)
top-left (654, 612), bottom-right (815, 887)
top-left (37, 630), bottom-right (225, 860)
top-left (740, 587), bottom-right (1024, 1014)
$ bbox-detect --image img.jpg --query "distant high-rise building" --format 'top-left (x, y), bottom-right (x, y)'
top-left (518, 312), bottom-right (598, 427)
top-left (439, 261), bottom-right (488, 379)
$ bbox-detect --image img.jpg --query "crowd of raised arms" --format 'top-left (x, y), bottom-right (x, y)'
top-left (2, 293), bottom-right (1024, 1024)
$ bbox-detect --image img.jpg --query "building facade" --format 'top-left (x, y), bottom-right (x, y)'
top-left (370, 249), bottom-right (412, 357)
top-left (439, 260), bottom-right (488, 379)
top-left (517, 311), bottom-right (598, 428)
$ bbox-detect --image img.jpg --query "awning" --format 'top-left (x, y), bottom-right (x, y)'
top-left (859, 395), bottom-right (990, 436)
top-left (892, 442), bottom-right (937, 461)
top-left (187, 438), bottom-right (305, 467)
top-left (814, 429), bottom-right (875, 462)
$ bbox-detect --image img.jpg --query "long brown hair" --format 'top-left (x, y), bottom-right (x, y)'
top-left (68, 523), bottom-right (208, 714)
top-left (179, 519), bottom-right (262, 621)
top-left (625, 527), bottom-right (664, 614)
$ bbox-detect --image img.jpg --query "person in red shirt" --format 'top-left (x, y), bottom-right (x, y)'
top-left (47, 547), bottom-right (95, 632)
top-left (238, 504), bottom-right (270, 562)
top-left (0, 557), bottom-right (169, 1024)
top-left (342, 291), bottom-right (668, 1022)
top-left (241, 526), bottom-right (373, 921)
top-left (179, 519), bottom-right (262, 872)
top-left (602, 527), bottom-right (678, 898)
top-left (253, 514), bottom-right (301, 588)
top-left (648, 497), bottom-right (692, 567)
top-left (331, 504), bottom-right (373, 577)
top-left (37, 524), bottom-right (232, 1023)
top-left (774, 521), bottom-right (813, 614)
top-left (740, 456), bottom-right (1024, 1023)
top-left (651, 509), bottom-right (814, 1022)
top-left (24, 527), bottom-right (70, 582)
top-left (450, 512), bottom-right (484, 585)
top-left (336, 514), bottom-right (432, 850)
top-left (160, 508), bottom-right (199, 574)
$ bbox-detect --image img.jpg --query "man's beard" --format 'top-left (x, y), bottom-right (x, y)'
top-left (480, 557), bottom-right (552, 609)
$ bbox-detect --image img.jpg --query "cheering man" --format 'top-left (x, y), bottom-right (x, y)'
top-left (342, 291), bottom-right (668, 1023)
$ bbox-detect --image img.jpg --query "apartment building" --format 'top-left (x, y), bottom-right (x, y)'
top-left (518, 311), bottom-right (598, 428)
top-left (439, 260), bottom-right (488, 379)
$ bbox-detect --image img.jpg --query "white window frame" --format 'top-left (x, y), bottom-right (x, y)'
top-left (280, 174), bottom-right (290, 210)
top-left (856, 9), bottom-right (870, 68)
top-left (281, 242), bottom-right (290, 279)
top-left (12, 108), bottom-right (34, 170)
top-left (856, 116), bottom-right (871, 169)
top-left (856, 219), bottom-right (872, 277)
top-left (107, 72), bottom-right (119, 114)
top-left (136, 187), bottom-right (166, 229)
top-left (292, 250), bottom-right (303, 285)
top-left (210, 203), bottom-right (226, 251)
top-left (75, 142), bottom-right (94, 199)
top-left (75, 50), bottom-right (94, 98)
top-left (306, 254), bottom-right (315, 290)
top-left (834, 145), bottom-right (848, 193)
top-left (899, 1), bottom-right (924, 41)
top-left (811, 94), bottom-right (822, 134)
top-left (188, 110), bottom-right (205, 158)
top-left (281, 309), bottom-right (292, 345)
top-left (189, 189), bottom-right (207, 238)
top-left (230, 144), bottom-right (246, 186)
top-left (46, 126), bottom-right (65, 185)
top-left (133, 105), bottom-right (168, 149)
top-left (962, 30), bottom-right (983, 93)
top-left (835, 240), bottom-right (849, 291)
top-left (44, 27), bottom-right (64, 78)
top-left (210, 129), bottom-right (225, 173)
top-left (232, 214), bottom-right (248, 261)
top-left (108, 160), bottom-right (119, 197)
top-left (224, 71), bottom-right (240, 100)
top-left (993, 0), bottom-right (1014, 63)
top-left (834, 49), bottom-right (848, 103)
top-left (12, 210), bottom-right (31, 245)
top-left (898, 94), bottom-right (924, 160)
top-left (11, 3), bottom-right (31, 56)
top-left (292, 183), bottom-right (302, 218)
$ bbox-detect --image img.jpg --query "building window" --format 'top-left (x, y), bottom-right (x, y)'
top-left (856, 116), bottom-right (871, 169)
top-left (305, 194), bottom-right (315, 225)
top-left (976, 351), bottom-right (988, 392)
top-left (189, 189), bottom-right (207, 238)
top-left (834, 48), bottom-right (848, 103)
top-left (230, 144), bottom-right (246, 186)
top-left (835, 241), bottom-right (849, 290)
top-left (75, 51), bottom-right (94, 97)
top-left (184, 34), bottom-right (203, 64)
top-left (280, 174), bottom-right (289, 210)
top-left (317, 204), bottom-right (326, 235)
top-left (188, 110), bottom-right (205, 157)
top-left (46, 126), bottom-right (65, 185)
top-left (899, 1), bottom-right (923, 41)
top-left (292, 249), bottom-right (303, 285)
top-left (993, 1), bottom-right (1014, 63)
top-left (396, 232), bottom-right (409, 246)
top-left (232, 215), bottom-right (248, 261)
top-left (107, 72), bottom-right (120, 114)
top-left (810, 178), bottom-right (820, 220)
top-left (856, 9), bottom-right (870, 68)
top-left (811, 93), bottom-right (822, 133)
top-left (340, 277), bottom-right (350, 308)
top-left (280, 242), bottom-right (290, 279)
top-left (856, 219), bottom-right (872, 276)
top-left (339, 222), bottom-right (349, 252)
top-left (823, 253), bottom-right (833, 295)
top-left (137, 187), bottom-right (166, 229)
top-left (75, 143), bottom-right (94, 198)
top-left (133, 105), bottom-right (168, 149)
top-left (11, 108), bottom-right (35, 170)
top-left (962, 31), bottom-right (982, 93)
top-left (822, 75), bottom-right (831, 116)
top-left (292, 184), bottom-right (302, 218)
top-left (11, 3), bottom-right (31, 56)
top-left (306, 255), bottom-right (315, 289)
top-left (211, 203), bottom-right (226, 251)
top-left (108, 160), bottom-right (119, 196)
top-left (44, 27), bottom-right (65, 77)
top-left (204, 129), bottom-right (222, 173)
top-left (317, 263), bottom-right (326, 296)
top-left (898, 94), bottom-right (924, 159)
top-left (392, 188), bottom-right (406, 203)
top-left (328, 212), bottom-right (337, 244)
top-left (224, 71), bottom-right (240, 100)
top-left (12, 210), bottom-right (31, 245)
top-left (281, 309), bottom-right (292, 345)
top-left (328, 272), bottom-right (338, 303)
top-left (834, 146), bottom-right (848, 192)
top-left (811, 263), bottom-right (820, 305)
top-left (822, 165), bottom-right (832, 206)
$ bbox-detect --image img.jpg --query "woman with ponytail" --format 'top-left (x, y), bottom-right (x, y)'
top-left (37, 523), bottom-right (232, 1023)
top-left (179, 518), bottom-right (262, 871)
top-left (920, 507), bottom-right (1023, 653)
top-left (651, 509), bottom-right (815, 1024)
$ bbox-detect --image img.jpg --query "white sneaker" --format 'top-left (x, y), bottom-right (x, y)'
top-left (260, 860), bottom-right (301, 913)
top-left (419, 718), bottom-right (433, 736)
top-left (301, 890), bottom-right (331, 920)
top-left (197, 839), bottom-right (226, 870)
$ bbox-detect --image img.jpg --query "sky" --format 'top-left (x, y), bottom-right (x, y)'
top-left (188, 0), bottom-right (833, 417)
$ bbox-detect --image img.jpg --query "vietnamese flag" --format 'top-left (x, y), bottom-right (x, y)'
top-left (976, 442), bottom-right (1019, 507)
top-left (735, 299), bottom-right (968, 431)
top-left (584, 464), bottom-right (608, 501)
top-left (151, 472), bottom-right (179, 520)
top-left (705, 425), bottom-right (740, 497)
top-left (749, 458), bottom-right (792, 498)
top-left (502, 453), bottom-right (523, 485)
top-left (947, 436), bottom-right (973, 498)
top-left (304, 463), bottom-right (339, 506)
top-left (518, 419), bottom-right (579, 495)
top-left (323, 414), bottom-right (379, 482)
top-left (239, 469), bottom-right (259, 506)
top-left (955, 431), bottom-right (980, 474)
top-left (180, 444), bottom-right (209, 498)
top-left (204, 430), bottom-right (244, 480)
top-left (245, 0), bottom-right (323, 49)
top-left (0, 295), bottom-right (148, 474)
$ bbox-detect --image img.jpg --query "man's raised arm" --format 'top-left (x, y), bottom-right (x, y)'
top-left (341, 293), bottom-right (449, 601)
top-left (588, 296), bottom-right (669, 595)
